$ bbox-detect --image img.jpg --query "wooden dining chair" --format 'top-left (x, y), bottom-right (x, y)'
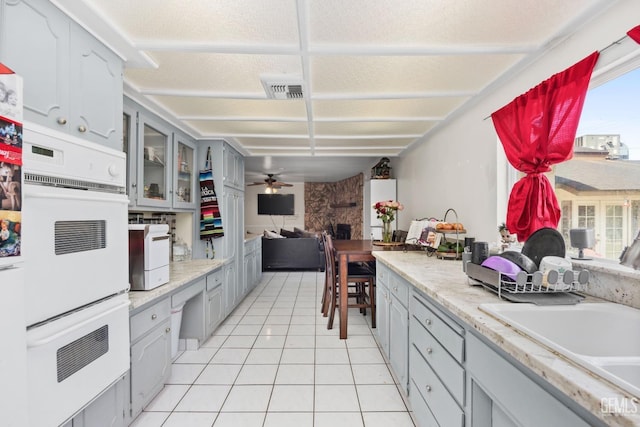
top-left (323, 233), bottom-right (376, 329)
top-left (319, 231), bottom-right (367, 317)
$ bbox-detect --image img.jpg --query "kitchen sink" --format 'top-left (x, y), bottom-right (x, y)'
top-left (479, 302), bottom-right (640, 397)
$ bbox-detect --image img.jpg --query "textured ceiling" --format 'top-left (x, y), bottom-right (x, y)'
top-left (56, 0), bottom-right (614, 182)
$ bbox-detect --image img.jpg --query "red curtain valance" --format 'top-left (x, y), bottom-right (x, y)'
top-left (627, 25), bottom-right (640, 44)
top-left (491, 51), bottom-right (599, 241)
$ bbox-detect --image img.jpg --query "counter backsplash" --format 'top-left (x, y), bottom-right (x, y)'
top-left (573, 258), bottom-right (640, 310)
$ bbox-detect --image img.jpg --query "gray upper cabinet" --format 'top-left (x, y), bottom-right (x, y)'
top-left (136, 113), bottom-right (172, 209)
top-left (0, 0), bottom-right (68, 123)
top-left (0, 0), bottom-right (123, 150)
top-left (223, 145), bottom-right (244, 190)
top-left (172, 132), bottom-right (197, 210)
top-left (124, 99), bottom-right (198, 211)
top-left (123, 104), bottom-right (137, 207)
top-left (68, 24), bottom-right (123, 149)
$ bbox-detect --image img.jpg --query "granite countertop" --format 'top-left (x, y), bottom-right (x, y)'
top-left (373, 251), bottom-right (640, 427)
top-left (128, 258), bottom-right (228, 311)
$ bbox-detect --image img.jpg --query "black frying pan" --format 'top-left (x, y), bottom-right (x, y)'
top-left (498, 251), bottom-right (538, 274)
top-left (521, 227), bottom-right (566, 268)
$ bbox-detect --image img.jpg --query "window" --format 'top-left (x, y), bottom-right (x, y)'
top-left (605, 204), bottom-right (624, 259)
top-left (553, 66), bottom-right (640, 260)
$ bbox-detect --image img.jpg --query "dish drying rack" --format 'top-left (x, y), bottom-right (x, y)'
top-left (466, 262), bottom-right (589, 304)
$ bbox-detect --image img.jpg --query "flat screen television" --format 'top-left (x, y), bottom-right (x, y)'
top-left (257, 194), bottom-right (295, 215)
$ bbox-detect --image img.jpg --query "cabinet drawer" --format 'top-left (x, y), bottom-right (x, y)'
top-left (410, 294), bottom-right (464, 362)
top-left (409, 380), bottom-right (441, 427)
top-left (206, 269), bottom-right (223, 291)
top-left (130, 298), bottom-right (171, 343)
top-left (376, 262), bottom-right (389, 285)
top-left (388, 273), bottom-right (409, 308)
top-left (410, 317), bottom-right (465, 405)
top-left (410, 346), bottom-right (464, 427)
top-left (172, 278), bottom-right (205, 307)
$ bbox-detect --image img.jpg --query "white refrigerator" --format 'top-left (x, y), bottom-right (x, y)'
top-left (370, 179), bottom-right (397, 240)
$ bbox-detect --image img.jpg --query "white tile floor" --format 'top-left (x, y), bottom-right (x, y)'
top-left (130, 271), bottom-right (416, 427)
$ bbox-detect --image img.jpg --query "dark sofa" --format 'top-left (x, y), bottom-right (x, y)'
top-left (261, 229), bottom-right (325, 271)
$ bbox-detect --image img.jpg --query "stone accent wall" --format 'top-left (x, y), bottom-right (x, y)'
top-left (304, 173), bottom-right (363, 238)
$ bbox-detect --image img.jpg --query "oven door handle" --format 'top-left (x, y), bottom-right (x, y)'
top-left (27, 299), bottom-right (130, 348)
top-left (25, 190), bottom-right (128, 204)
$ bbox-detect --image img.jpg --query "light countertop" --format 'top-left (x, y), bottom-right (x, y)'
top-left (373, 250), bottom-right (640, 427)
top-left (128, 259), bottom-right (228, 311)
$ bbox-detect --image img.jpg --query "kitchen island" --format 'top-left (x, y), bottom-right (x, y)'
top-left (373, 250), bottom-right (639, 427)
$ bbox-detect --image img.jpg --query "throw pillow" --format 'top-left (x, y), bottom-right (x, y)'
top-left (280, 228), bottom-right (298, 238)
top-left (263, 229), bottom-right (285, 239)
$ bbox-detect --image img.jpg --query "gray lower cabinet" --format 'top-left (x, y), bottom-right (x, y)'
top-left (375, 263), bottom-right (409, 392)
top-left (224, 262), bottom-right (238, 316)
top-left (206, 269), bottom-right (225, 337)
top-left (222, 186), bottom-right (245, 308)
top-left (466, 333), bottom-right (600, 427)
top-left (128, 298), bottom-right (172, 423)
top-left (244, 237), bottom-right (262, 293)
top-left (409, 291), bottom-right (465, 427)
top-left (376, 270), bottom-right (390, 356)
top-left (0, 0), bottom-right (123, 149)
top-left (377, 260), bottom-right (607, 427)
top-left (388, 292), bottom-right (409, 391)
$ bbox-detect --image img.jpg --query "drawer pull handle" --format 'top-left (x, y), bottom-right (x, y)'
top-left (425, 318), bottom-right (432, 326)
top-left (78, 125), bottom-right (87, 133)
top-left (57, 117), bottom-right (67, 125)
top-left (166, 327), bottom-right (171, 333)
top-left (426, 347), bottom-right (433, 354)
top-left (425, 385), bottom-right (432, 392)
top-left (151, 314), bottom-right (157, 320)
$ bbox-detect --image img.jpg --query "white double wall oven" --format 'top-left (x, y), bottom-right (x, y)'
top-left (22, 123), bottom-right (130, 427)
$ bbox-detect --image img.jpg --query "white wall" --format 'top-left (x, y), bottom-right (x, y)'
top-left (395, 0), bottom-right (640, 244)
top-left (244, 183), bottom-right (306, 234)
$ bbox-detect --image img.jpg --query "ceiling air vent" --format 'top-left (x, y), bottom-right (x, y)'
top-left (261, 76), bottom-right (304, 100)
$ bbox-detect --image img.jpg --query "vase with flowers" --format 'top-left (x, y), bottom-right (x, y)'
top-left (373, 200), bottom-right (404, 243)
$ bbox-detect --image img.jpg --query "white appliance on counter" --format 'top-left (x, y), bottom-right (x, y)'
top-left (22, 122), bottom-right (130, 427)
top-left (129, 223), bottom-right (170, 290)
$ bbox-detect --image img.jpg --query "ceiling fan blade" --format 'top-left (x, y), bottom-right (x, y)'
top-left (247, 182), bottom-right (265, 186)
top-left (273, 182), bottom-right (293, 187)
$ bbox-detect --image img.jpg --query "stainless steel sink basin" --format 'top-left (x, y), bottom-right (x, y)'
top-left (479, 302), bottom-right (640, 397)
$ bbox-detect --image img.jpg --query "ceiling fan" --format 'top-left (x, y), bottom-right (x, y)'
top-left (247, 174), bottom-right (293, 193)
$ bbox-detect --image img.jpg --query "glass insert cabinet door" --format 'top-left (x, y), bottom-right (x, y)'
top-left (138, 114), bottom-right (170, 207)
top-left (173, 135), bottom-right (196, 208)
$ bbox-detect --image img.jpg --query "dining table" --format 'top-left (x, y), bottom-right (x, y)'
top-left (332, 239), bottom-right (391, 339)
top-left (332, 239), bottom-right (374, 339)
